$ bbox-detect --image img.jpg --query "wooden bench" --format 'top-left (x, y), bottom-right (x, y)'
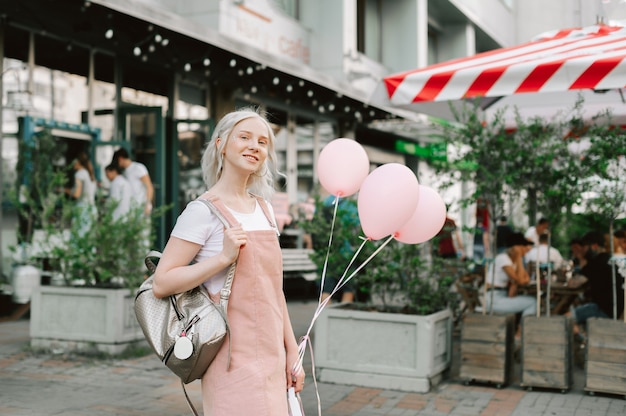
top-left (281, 248), bottom-right (317, 281)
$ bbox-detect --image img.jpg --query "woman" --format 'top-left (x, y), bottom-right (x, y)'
top-left (66, 152), bottom-right (97, 236)
top-left (484, 232), bottom-right (537, 335)
top-left (152, 108), bottom-right (305, 415)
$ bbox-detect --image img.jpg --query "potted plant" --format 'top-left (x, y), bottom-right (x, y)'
top-left (302, 196), bottom-right (456, 393)
top-left (10, 128), bottom-right (165, 354)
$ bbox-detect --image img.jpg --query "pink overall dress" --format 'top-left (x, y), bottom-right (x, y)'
top-left (201, 195), bottom-right (289, 416)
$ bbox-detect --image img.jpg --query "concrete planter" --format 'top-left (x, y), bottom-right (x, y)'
top-left (314, 304), bottom-right (453, 393)
top-left (30, 285), bottom-right (145, 355)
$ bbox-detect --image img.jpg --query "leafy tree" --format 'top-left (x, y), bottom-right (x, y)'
top-left (432, 96), bottom-right (624, 252)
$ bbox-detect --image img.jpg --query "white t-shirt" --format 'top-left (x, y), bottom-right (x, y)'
top-left (109, 175), bottom-right (132, 220)
top-left (171, 199), bottom-right (278, 294)
top-left (74, 168), bottom-right (96, 207)
top-left (524, 226), bottom-right (539, 245)
top-left (525, 245), bottom-right (564, 270)
top-left (487, 252), bottom-right (513, 288)
top-left (123, 161), bottom-right (149, 205)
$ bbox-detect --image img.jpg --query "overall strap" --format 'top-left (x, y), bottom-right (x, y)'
top-left (250, 193), bottom-right (278, 229)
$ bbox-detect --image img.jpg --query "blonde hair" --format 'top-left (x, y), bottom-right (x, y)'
top-left (201, 107), bottom-right (283, 200)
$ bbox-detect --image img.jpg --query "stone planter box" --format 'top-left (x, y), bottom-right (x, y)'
top-left (584, 318), bottom-right (626, 398)
top-left (30, 285), bottom-right (146, 355)
top-left (313, 304), bottom-right (453, 393)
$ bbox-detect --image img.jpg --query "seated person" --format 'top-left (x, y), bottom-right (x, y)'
top-left (484, 232), bottom-right (536, 337)
top-left (570, 231), bottom-right (625, 338)
top-left (525, 232), bottom-right (565, 271)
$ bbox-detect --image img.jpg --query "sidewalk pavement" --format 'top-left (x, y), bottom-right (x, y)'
top-left (1, 300), bottom-right (626, 416)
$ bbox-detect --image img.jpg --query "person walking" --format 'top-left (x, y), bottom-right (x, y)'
top-left (104, 163), bottom-right (132, 221)
top-left (151, 108), bottom-right (305, 415)
top-left (65, 152), bottom-right (97, 236)
top-left (112, 147), bottom-right (154, 216)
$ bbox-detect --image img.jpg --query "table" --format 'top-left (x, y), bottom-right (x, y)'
top-left (519, 279), bottom-right (588, 315)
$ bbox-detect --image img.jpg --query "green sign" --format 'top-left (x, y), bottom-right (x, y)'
top-left (394, 140), bottom-right (447, 162)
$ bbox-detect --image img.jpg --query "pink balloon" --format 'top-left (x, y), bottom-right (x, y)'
top-left (394, 185), bottom-right (447, 244)
top-left (317, 138), bottom-right (370, 197)
top-left (357, 163), bottom-right (420, 240)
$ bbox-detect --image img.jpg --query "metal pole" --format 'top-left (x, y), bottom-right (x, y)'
top-left (0, 24), bottom-right (5, 279)
top-left (546, 232), bottom-right (552, 318)
top-left (610, 221), bottom-right (617, 320)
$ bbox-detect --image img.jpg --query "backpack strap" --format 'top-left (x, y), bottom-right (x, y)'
top-left (195, 197), bottom-right (237, 373)
top-left (201, 194), bottom-right (239, 228)
top-left (182, 380), bottom-right (200, 416)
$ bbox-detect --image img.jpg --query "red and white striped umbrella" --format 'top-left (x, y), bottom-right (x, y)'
top-left (383, 24), bottom-right (626, 122)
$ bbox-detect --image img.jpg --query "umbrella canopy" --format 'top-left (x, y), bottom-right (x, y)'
top-left (382, 24), bottom-right (626, 124)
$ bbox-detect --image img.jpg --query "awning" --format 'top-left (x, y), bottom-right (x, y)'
top-left (380, 24), bottom-right (626, 124)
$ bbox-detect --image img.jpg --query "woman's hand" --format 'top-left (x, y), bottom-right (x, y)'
top-left (287, 362), bottom-right (305, 393)
top-left (221, 224), bottom-right (247, 264)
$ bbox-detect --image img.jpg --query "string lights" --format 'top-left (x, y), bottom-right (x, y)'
top-left (107, 19), bottom-right (386, 122)
top-left (129, 30), bottom-right (170, 61)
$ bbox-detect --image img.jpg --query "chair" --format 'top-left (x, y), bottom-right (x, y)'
top-left (455, 272), bottom-right (484, 317)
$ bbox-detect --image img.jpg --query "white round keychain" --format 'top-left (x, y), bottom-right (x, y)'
top-left (174, 334), bottom-right (194, 360)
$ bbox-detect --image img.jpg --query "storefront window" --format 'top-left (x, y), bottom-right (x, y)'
top-left (271, 0), bottom-right (299, 18)
top-left (177, 121), bottom-right (210, 212)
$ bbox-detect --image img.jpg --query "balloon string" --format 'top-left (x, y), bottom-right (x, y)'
top-left (317, 196), bottom-right (340, 305)
top-left (294, 195), bottom-right (340, 416)
top-left (329, 235), bottom-right (394, 296)
top-left (294, 233), bottom-right (395, 416)
top-left (301, 234), bottom-right (393, 354)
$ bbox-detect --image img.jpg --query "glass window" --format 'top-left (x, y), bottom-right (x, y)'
top-left (428, 29), bottom-right (439, 66)
top-left (270, 0), bottom-right (299, 18)
top-left (357, 0), bottom-right (383, 61)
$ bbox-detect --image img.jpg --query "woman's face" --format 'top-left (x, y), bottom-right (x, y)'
top-left (221, 117), bottom-right (270, 174)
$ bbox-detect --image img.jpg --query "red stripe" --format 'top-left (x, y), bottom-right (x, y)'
top-left (384, 75), bottom-right (404, 99)
top-left (550, 29), bottom-right (577, 39)
top-left (515, 60), bottom-right (565, 93)
top-left (464, 65), bottom-right (507, 98)
top-left (571, 57), bottom-right (622, 89)
top-left (412, 71), bottom-right (455, 102)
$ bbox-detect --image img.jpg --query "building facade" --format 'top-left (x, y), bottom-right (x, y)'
top-left (1, 0), bottom-right (624, 273)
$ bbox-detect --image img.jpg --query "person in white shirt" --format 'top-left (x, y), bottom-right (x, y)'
top-left (525, 232), bottom-right (565, 270)
top-left (104, 163), bottom-right (132, 221)
top-left (65, 152), bottom-right (97, 236)
top-left (112, 148), bottom-right (154, 216)
top-left (485, 232), bottom-right (536, 338)
top-left (524, 217), bottom-right (549, 245)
